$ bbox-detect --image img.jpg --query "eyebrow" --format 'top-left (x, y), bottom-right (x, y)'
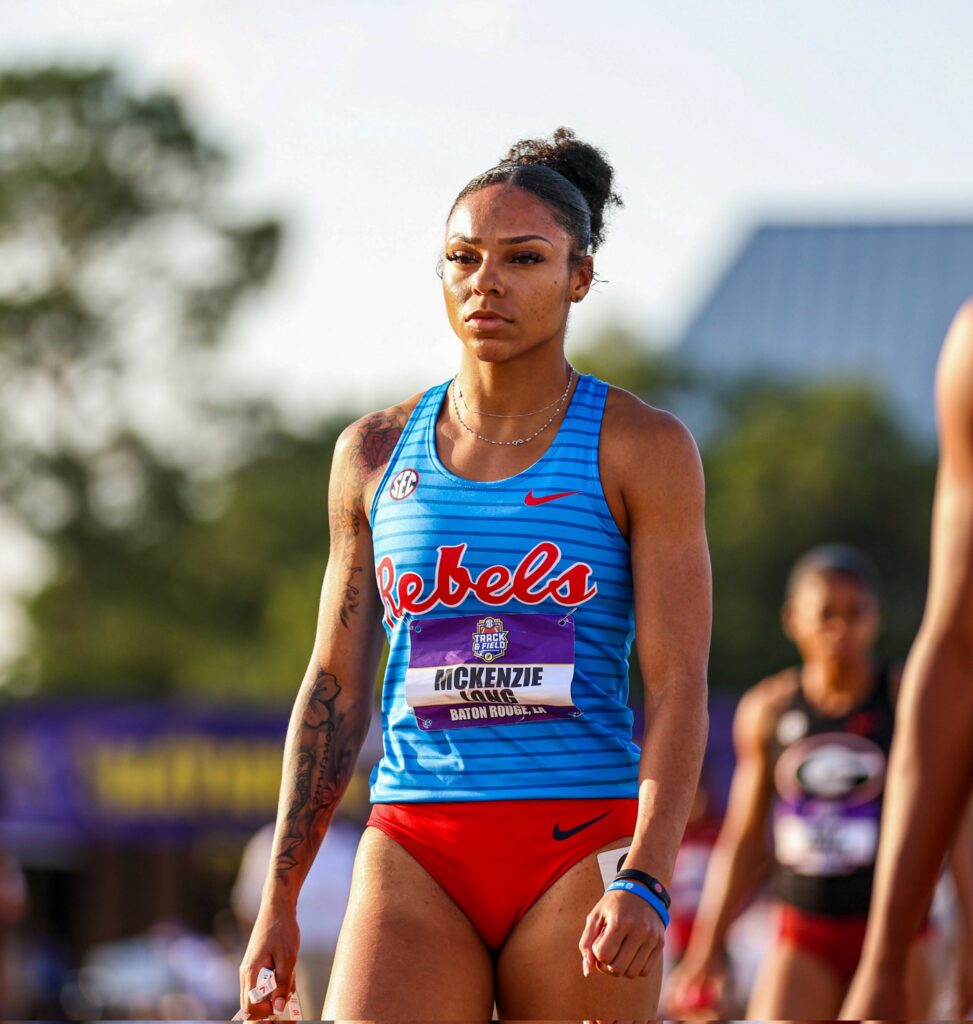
top-left (447, 234), bottom-right (554, 246)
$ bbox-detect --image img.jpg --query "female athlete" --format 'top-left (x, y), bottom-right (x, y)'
top-left (664, 545), bottom-right (970, 1019)
top-left (238, 128), bottom-right (711, 1020)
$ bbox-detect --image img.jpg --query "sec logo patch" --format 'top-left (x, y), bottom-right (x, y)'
top-left (389, 468), bottom-right (419, 501)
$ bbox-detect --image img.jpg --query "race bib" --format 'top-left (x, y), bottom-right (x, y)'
top-left (774, 810), bottom-right (879, 875)
top-left (404, 612), bottom-right (580, 730)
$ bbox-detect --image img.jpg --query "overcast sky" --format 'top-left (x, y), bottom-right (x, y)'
top-left (1, 0), bottom-right (972, 661)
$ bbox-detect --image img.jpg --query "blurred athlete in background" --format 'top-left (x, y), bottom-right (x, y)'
top-left (237, 129), bottom-right (710, 1021)
top-left (844, 300), bottom-right (973, 1019)
top-left (665, 544), bottom-right (971, 1019)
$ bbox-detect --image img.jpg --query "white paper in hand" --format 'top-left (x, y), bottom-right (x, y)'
top-left (234, 969), bottom-right (304, 1021)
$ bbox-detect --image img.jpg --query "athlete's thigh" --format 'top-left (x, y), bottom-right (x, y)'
top-left (323, 827), bottom-right (494, 1021)
top-left (496, 837), bottom-right (661, 1020)
top-left (745, 942), bottom-right (844, 1021)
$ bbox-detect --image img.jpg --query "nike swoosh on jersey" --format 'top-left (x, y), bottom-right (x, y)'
top-left (552, 810), bottom-right (611, 841)
top-left (524, 489), bottom-right (580, 506)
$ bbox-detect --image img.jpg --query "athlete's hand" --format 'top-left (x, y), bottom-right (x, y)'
top-left (238, 899), bottom-right (301, 1019)
top-left (578, 889), bottom-right (665, 980)
top-left (662, 951), bottom-right (727, 1017)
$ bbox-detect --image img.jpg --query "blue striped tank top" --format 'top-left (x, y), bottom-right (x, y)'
top-left (368, 373), bottom-right (640, 802)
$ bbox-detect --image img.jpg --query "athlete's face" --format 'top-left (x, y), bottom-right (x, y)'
top-left (783, 572), bottom-right (880, 668)
top-left (442, 184), bottom-right (593, 361)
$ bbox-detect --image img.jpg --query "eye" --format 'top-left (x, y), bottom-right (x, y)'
top-left (445, 251), bottom-right (478, 265)
top-left (512, 252), bottom-right (543, 264)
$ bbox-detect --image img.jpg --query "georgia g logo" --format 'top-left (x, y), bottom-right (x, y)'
top-left (389, 468), bottom-right (419, 501)
top-left (775, 732), bottom-right (886, 806)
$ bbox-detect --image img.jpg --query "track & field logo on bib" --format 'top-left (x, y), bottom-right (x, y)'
top-left (389, 468), bottom-right (419, 500)
top-left (471, 617), bottom-right (508, 662)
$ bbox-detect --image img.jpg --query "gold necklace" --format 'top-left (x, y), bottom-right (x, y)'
top-left (457, 369), bottom-right (575, 418)
top-left (450, 368), bottom-right (575, 447)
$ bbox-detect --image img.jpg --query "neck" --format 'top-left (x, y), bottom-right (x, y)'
top-left (456, 345), bottom-right (572, 417)
top-left (800, 656), bottom-right (875, 712)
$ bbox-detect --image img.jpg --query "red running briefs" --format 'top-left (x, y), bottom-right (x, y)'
top-left (777, 903), bottom-right (931, 982)
top-left (367, 797), bottom-right (639, 951)
top-left (778, 904), bottom-right (869, 981)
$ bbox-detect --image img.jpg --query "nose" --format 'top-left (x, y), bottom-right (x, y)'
top-left (470, 256), bottom-right (505, 297)
top-left (825, 615), bottom-right (852, 640)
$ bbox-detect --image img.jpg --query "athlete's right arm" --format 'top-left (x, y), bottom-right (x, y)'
top-left (238, 406), bottom-right (409, 1019)
top-left (844, 300), bottom-right (973, 1020)
top-left (664, 678), bottom-right (784, 1014)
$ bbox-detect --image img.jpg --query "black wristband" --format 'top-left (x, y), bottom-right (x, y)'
top-left (613, 869), bottom-right (671, 909)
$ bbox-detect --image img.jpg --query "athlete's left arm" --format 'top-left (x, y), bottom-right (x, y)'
top-left (579, 400), bottom-right (711, 980)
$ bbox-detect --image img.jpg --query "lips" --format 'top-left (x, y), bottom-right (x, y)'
top-left (466, 310), bottom-right (511, 331)
top-left (466, 309), bottom-right (511, 322)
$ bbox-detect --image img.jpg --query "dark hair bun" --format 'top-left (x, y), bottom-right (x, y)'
top-left (502, 127), bottom-right (622, 251)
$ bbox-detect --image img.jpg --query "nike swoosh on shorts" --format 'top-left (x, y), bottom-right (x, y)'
top-left (524, 489), bottom-right (580, 506)
top-left (552, 810), bottom-right (611, 841)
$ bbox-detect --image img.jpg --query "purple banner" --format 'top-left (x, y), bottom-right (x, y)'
top-left (0, 701), bottom-right (290, 846)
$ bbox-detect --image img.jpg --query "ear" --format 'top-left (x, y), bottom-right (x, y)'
top-left (570, 255), bottom-right (594, 304)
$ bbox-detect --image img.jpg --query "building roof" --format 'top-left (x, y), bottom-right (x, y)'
top-left (677, 222), bottom-right (973, 436)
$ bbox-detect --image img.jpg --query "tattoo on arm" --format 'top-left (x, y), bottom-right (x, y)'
top-left (328, 409), bottom-right (406, 632)
top-left (275, 668), bottom-right (364, 880)
top-left (327, 507), bottom-right (363, 633)
top-left (360, 426), bottom-right (401, 470)
top-left (339, 565), bottom-right (363, 629)
top-left (353, 408), bottom-right (407, 479)
top-left (271, 407), bottom-right (407, 882)
top-left (341, 509), bottom-right (360, 536)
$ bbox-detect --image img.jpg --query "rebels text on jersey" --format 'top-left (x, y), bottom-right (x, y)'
top-left (376, 541), bottom-right (598, 629)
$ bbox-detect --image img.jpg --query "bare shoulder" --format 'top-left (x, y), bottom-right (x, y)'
top-left (937, 300), bottom-right (973, 451)
top-left (733, 670), bottom-right (799, 752)
top-left (334, 393), bottom-right (421, 475)
top-left (941, 297), bottom-right (973, 353)
top-left (602, 385), bottom-right (701, 464)
top-left (330, 393), bottom-right (423, 517)
top-left (600, 385), bottom-right (703, 512)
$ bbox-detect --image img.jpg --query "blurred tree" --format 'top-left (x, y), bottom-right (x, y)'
top-left (0, 65), bottom-right (283, 692)
top-left (573, 327), bottom-right (936, 693)
top-left (21, 424), bottom-right (343, 701)
top-left (570, 321), bottom-right (694, 402)
top-left (705, 380), bottom-right (935, 689)
top-left (0, 65), bottom-right (281, 542)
